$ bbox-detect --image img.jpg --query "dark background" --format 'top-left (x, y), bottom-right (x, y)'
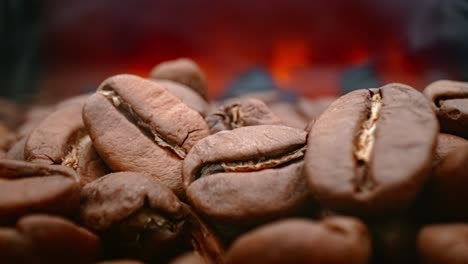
top-left (2, 0), bottom-right (468, 102)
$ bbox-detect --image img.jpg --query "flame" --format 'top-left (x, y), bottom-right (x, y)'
top-left (270, 38), bottom-right (311, 86)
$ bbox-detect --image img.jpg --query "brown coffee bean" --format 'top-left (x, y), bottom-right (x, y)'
top-left (418, 224), bottom-right (468, 264)
top-left (149, 58), bottom-right (208, 99)
top-left (25, 99), bottom-right (108, 185)
top-left (296, 96), bottom-right (336, 120)
top-left (154, 79), bottom-right (208, 116)
top-left (5, 137), bottom-right (27, 161)
top-left (96, 260), bottom-right (145, 264)
top-left (83, 74), bottom-right (210, 196)
top-left (305, 84), bottom-right (438, 215)
top-left (0, 97), bottom-right (22, 129)
top-left (169, 252), bottom-right (204, 264)
top-left (0, 214), bottom-right (100, 264)
top-left (0, 122), bottom-right (16, 152)
top-left (17, 105), bottom-right (55, 139)
top-left (224, 217), bottom-right (371, 264)
top-left (423, 80), bottom-right (468, 138)
top-left (433, 133), bottom-right (468, 168)
top-left (0, 160), bottom-right (80, 223)
top-left (421, 145), bottom-right (468, 221)
top-left (184, 125), bottom-right (310, 225)
top-left (269, 102), bottom-right (308, 129)
top-left (205, 97), bottom-right (281, 133)
top-left (80, 172), bottom-right (190, 261)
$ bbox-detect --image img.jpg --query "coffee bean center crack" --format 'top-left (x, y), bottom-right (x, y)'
top-left (99, 90), bottom-right (187, 159)
top-left (61, 129), bottom-right (90, 169)
top-left (198, 145), bottom-right (307, 178)
top-left (353, 90), bottom-right (382, 193)
top-left (224, 105), bottom-right (243, 129)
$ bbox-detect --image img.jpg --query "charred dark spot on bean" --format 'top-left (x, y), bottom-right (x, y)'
top-left (98, 89), bottom-right (187, 159)
top-left (196, 145), bottom-right (307, 179)
top-left (353, 89), bottom-right (382, 194)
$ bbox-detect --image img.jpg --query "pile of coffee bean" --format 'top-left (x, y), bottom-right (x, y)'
top-left (0, 58), bottom-right (467, 264)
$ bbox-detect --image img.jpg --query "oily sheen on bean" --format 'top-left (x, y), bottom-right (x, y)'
top-left (305, 84), bottom-right (438, 215)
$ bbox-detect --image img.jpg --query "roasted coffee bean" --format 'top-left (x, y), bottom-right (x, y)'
top-left (420, 145), bottom-right (468, 221)
top-left (0, 97), bottom-right (22, 129)
top-left (205, 97), bottom-right (281, 133)
top-left (269, 102), bottom-right (308, 129)
top-left (305, 84), bottom-right (438, 215)
top-left (0, 122), bottom-right (16, 152)
top-left (297, 96), bottom-right (336, 120)
top-left (25, 99), bottom-right (108, 186)
top-left (5, 137), bottom-right (27, 161)
top-left (433, 133), bottom-right (468, 168)
top-left (184, 125), bottom-right (310, 225)
top-left (169, 252), bottom-right (204, 264)
top-left (423, 80), bottom-right (468, 138)
top-left (0, 160), bottom-right (80, 223)
top-left (149, 58), bottom-right (208, 99)
top-left (418, 224), bottom-right (468, 264)
top-left (154, 80), bottom-right (208, 116)
top-left (0, 214), bottom-right (100, 264)
top-left (81, 172), bottom-right (224, 263)
top-left (224, 217), bottom-right (371, 264)
top-left (17, 105), bottom-right (55, 139)
top-left (80, 172), bottom-right (190, 261)
top-left (83, 74), bottom-right (210, 196)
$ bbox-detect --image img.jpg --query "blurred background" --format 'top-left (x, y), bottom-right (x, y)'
top-left (2, 0), bottom-right (468, 103)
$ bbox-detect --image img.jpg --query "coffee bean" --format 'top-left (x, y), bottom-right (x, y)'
top-left (184, 125), bottom-right (310, 225)
top-left (154, 79), bottom-right (208, 116)
top-left (83, 75), bottom-right (210, 196)
top-left (269, 102), bottom-right (309, 129)
top-left (169, 252), bottom-right (204, 264)
top-left (424, 80), bottom-right (468, 138)
top-left (0, 122), bottom-right (16, 152)
top-left (418, 224), bottom-right (468, 264)
top-left (5, 137), bottom-right (27, 161)
top-left (433, 133), bottom-right (468, 168)
top-left (305, 84), bottom-right (438, 215)
top-left (24, 99), bottom-right (108, 185)
top-left (149, 58), bottom-right (208, 99)
top-left (0, 214), bottom-right (100, 264)
top-left (297, 96), bottom-right (336, 120)
top-left (205, 97), bottom-right (281, 133)
top-left (0, 160), bottom-right (80, 223)
top-left (80, 172), bottom-right (190, 261)
top-left (224, 217), bottom-right (371, 264)
top-left (421, 145), bottom-right (468, 221)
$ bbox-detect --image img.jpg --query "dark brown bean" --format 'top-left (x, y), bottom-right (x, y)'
top-left (149, 58), bottom-right (208, 99)
top-left (421, 145), bottom-right (468, 221)
top-left (0, 160), bottom-right (80, 223)
top-left (418, 224), bottom-right (468, 264)
top-left (80, 172), bottom-right (190, 261)
top-left (0, 214), bottom-right (100, 264)
top-left (83, 75), bottom-right (210, 196)
top-left (224, 217), bottom-right (371, 264)
top-left (154, 79), bottom-right (208, 116)
top-left (184, 125), bottom-right (310, 225)
top-left (269, 102), bottom-right (308, 129)
top-left (423, 80), bottom-right (468, 138)
top-left (25, 99), bottom-right (108, 185)
top-left (305, 84), bottom-right (438, 215)
top-left (433, 133), bottom-right (468, 168)
top-left (205, 97), bottom-right (281, 133)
